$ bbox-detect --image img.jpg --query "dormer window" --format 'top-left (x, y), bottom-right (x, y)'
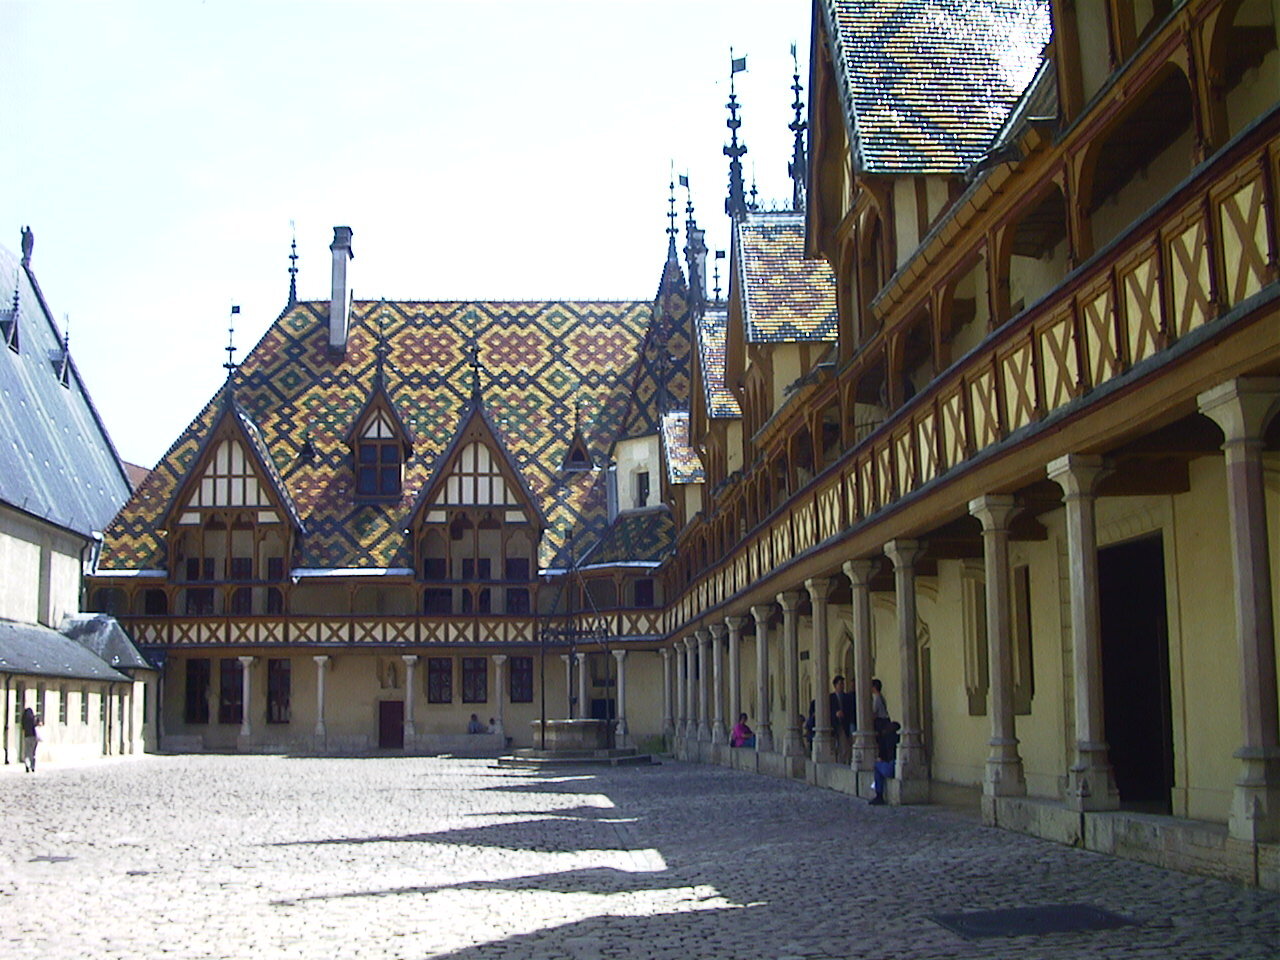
top-left (355, 411), bottom-right (404, 498)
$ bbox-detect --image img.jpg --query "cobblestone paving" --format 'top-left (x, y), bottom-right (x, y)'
top-left (2, 755), bottom-right (1277, 959)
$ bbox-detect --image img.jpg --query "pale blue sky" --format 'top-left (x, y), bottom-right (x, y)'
top-left (2, 0), bottom-right (811, 468)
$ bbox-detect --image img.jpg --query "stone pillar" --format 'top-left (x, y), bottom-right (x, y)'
top-left (1047, 454), bottom-right (1120, 811)
top-left (402, 655), bottom-right (419, 739)
top-left (884, 540), bottom-right (928, 785)
top-left (684, 637), bottom-right (697, 739)
top-left (710, 624), bottom-right (728, 744)
top-left (843, 560), bottom-right (877, 772)
top-left (696, 628), bottom-right (711, 742)
top-left (726, 616), bottom-right (747, 738)
top-left (613, 649), bottom-right (630, 747)
top-left (674, 643), bottom-right (687, 737)
top-left (1199, 378), bottom-right (1280, 842)
top-left (560, 654), bottom-right (573, 718)
top-left (806, 577), bottom-right (836, 763)
top-left (660, 647), bottom-right (674, 739)
top-left (970, 496), bottom-right (1027, 805)
top-left (237, 656), bottom-right (255, 740)
top-left (778, 590), bottom-right (805, 758)
top-left (490, 654), bottom-right (507, 740)
top-left (751, 605), bottom-right (775, 752)
top-left (575, 652), bottom-right (589, 721)
top-left (313, 655), bottom-right (329, 738)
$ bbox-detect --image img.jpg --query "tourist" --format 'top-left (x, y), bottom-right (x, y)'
top-left (730, 713), bottom-right (755, 748)
top-left (832, 675), bottom-right (854, 764)
top-left (870, 720), bottom-right (901, 805)
top-left (21, 707), bottom-right (39, 773)
top-left (466, 713), bottom-right (486, 734)
top-left (871, 678), bottom-right (890, 734)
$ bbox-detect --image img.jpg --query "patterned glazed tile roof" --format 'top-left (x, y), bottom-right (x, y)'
top-left (619, 254), bottom-right (694, 440)
top-left (696, 305), bottom-right (741, 419)
top-left (99, 299), bottom-right (653, 572)
top-left (0, 243), bottom-right (131, 538)
top-left (660, 411), bottom-right (704, 484)
top-left (580, 506), bottom-right (675, 567)
top-left (822, 0), bottom-right (1051, 173)
top-left (737, 213), bottom-right (838, 343)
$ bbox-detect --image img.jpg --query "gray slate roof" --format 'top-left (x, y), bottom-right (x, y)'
top-left (0, 241), bottom-right (131, 538)
top-left (821, 0), bottom-right (1051, 173)
top-left (0, 618), bottom-right (132, 682)
top-left (60, 613), bottom-right (154, 671)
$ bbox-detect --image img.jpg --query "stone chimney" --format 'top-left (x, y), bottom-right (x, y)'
top-left (329, 226), bottom-right (354, 352)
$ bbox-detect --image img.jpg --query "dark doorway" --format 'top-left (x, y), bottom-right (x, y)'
top-left (378, 700), bottom-right (404, 749)
top-left (1098, 534), bottom-right (1174, 812)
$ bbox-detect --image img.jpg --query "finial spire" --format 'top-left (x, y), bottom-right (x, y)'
top-left (466, 334), bottom-right (483, 400)
top-left (682, 175), bottom-right (707, 307)
top-left (374, 311), bottom-right (389, 387)
top-left (788, 43), bottom-right (808, 213)
top-left (223, 304), bottom-right (240, 379)
top-left (287, 220), bottom-right (298, 307)
top-left (713, 250), bottom-right (725, 302)
top-left (725, 50), bottom-right (749, 221)
top-left (666, 164), bottom-right (679, 260)
top-left (57, 316), bottom-right (71, 387)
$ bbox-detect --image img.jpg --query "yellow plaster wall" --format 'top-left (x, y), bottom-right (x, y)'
top-left (893, 179), bottom-right (920, 268)
top-left (770, 346), bottom-right (804, 413)
top-left (1090, 125), bottom-right (1195, 250)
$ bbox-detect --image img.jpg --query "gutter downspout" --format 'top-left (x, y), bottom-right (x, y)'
top-left (2, 673), bottom-right (9, 764)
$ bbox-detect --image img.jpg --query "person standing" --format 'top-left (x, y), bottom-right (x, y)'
top-left (871, 678), bottom-right (890, 735)
top-left (831, 676), bottom-right (854, 765)
top-left (21, 706), bottom-right (39, 773)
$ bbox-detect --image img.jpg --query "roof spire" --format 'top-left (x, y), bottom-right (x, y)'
top-left (56, 317), bottom-right (71, 388)
top-left (725, 50), bottom-right (749, 220)
top-left (1, 279), bottom-right (18, 352)
top-left (788, 42), bottom-right (808, 213)
top-left (713, 250), bottom-right (725, 302)
top-left (287, 220), bottom-right (298, 307)
top-left (666, 164), bottom-right (679, 260)
top-left (374, 310), bottom-right (389, 387)
top-left (466, 333), bottom-right (483, 400)
top-left (682, 175), bottom-right (707, 307)
top-left (223, 304), bottom-right (240, 380)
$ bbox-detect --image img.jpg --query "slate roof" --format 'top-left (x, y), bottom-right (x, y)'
top-left (99, 300), bottom-right (652, 572)
top-left (737, 213), bottom-right (838, 343)
top-left (661, 411), bottom-right (705, 484)
top-left (821, 0), bottom-right (1051, 173)
top-left (696, 306), bottom-right (741, 419)
top-left (0, 618), bottom-right (132, 682)
top-left (60, 613), bottom-right (154, 671)
top-left (579, 506), bottom-right (675, 567)
top-left (0, 243), bottom-right (131, 538)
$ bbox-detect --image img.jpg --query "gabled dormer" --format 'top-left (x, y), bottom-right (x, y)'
top-left (408, 398), bottom-right (544, 615)
top-left (162, 390), bottom-right (302, 615)
top-left (343, 380), bottom-right (414, 501)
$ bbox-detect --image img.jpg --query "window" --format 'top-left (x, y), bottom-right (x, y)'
top-left (229, 556), bottom-right (253, 580)
top-left (218, 658), bottom-right (244, 725)
top-left (58, 686), bottom-right (68, 725)
top-left (143, 589), bottom-right (167, 615)
top-left (505, 587), bottom-right (530, 614)
top-left (267, 557), bottom-right (285, 581)
top-left (504, 557), bottom-right (530, 581)
top-left (423, 557), bottom-right (447, 579)
top-left (1012, 565), bottom-right (1036, 715)
top-left (427, 657), bottom-right (453, 703)
top-left (13, 682), bottom-right (23, 724)
top-left (36, 684), bottom-right (45, 723)
top-left (185, 659), bottom-right (210, 724)
top-left (461, 558), bottom-right (492, 580)
top-left (633, 578), bottom-right (655, 608)
top-left (265, 588), bottom-right (284, 615)
top-left (633, 470), bottom-right (650, 509)
top-left (510, 656), bottom-right (534, 703)
top-left (267, 659), bottom-right (290, 724)
top-left (184, 588), bottom-right (215, 615)
top-left (424, 588), bottom-right (452, 614)
top-left (186, 557), bottom-right (216, 581)
top-left (356, 441), bottom-right (402, 497)
top-left (231, 588), bottom-right (253, 616)
top-left (80, 686), bottom-right (89, 725)
top-left (462, 657), bottom-right (488, 703)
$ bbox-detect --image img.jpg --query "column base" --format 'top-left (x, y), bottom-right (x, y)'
top-left (888, 776), bottom-right (930, 805)
top-left (984, 753), bottom-right (1028, 799)
top-left (897, 734), bottom-right (929, 782)
top-left (811, 731), bottom-right (835, 764)
top-left (698, 722), bottom-right (712, 742)
top-left (1066, 753), bottom-right (1121, 811)
top-left (782, 728), bottom-right (806, 758)
top-left (1229, 749), bottom-right (1280, 844)
top-left (711, 722), bottom-right (727, 745)
top-left (756, 725), bottom-right (774, 754)
top-left (851, 732), bottom-right (877, 772)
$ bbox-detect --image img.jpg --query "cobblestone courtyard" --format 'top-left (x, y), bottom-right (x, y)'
top-left (1, 755), bottom-right (1277, 959)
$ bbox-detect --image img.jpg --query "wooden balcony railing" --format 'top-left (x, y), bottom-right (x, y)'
top-left (121, 610), bottom-right (666, 648)
top-left (670, 108), bottom-right (1279, 634)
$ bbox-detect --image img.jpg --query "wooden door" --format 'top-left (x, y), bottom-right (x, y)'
top-left (378, 700), bottom-right (404, 749)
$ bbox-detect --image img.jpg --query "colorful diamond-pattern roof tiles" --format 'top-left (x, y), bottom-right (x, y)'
top-left (661, 412), bottom-right (705, 484)
top-left (737, 213), bottom-right (838, 343)
top-left (696, 306), bottom-right (741, 419)
top-left (99, 299), bottom-right (653, 573)
top-left (580, 507), bottom-right (676, 567)
top-left (822, 0), bottom-right (1051, 174)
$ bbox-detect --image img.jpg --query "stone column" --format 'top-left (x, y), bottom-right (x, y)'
top-left (612, 649), bottom-right (630, 747)
top-left (1199, 378), bottom-right (1280, 842)
top-left (660, 647), bottom-right (674, 739)
top-left (1047, 454), bottom-right (1120, 811)
top-left (884, 540), bottom-right (927, 784)
top-left (313, 655), bottom-right (329, 738)
top-left (575, 652), bottom-right (589, 720)
top-left (560, 654), bottom-right (573, 718)
top-left (710, 623), bottom-right (728, 744)
top-left (750, 605), bottom-right (775, 752)
top-left (684, 637), bottom-right (697, 739)
top-left (696, 628), bottom-right (711, 742)
top-left (778, 590), bottom-right (805, 758)
top-left (843, 560), bottom-right (877, 772)
top-left (674, 643), bottom-right (686, 737)
top-left (726, 616), bottom-right (747, 738)
top-left (806, 577), bottom-right (836, 763)
top-left (490, 654), bottom-right (507, 740)
top-left (237, 656), bottom-right (255, 739)
top-left (402, 655), bottom-right (419, 739)
top-left (970, 496), bottom-right (1027, 804)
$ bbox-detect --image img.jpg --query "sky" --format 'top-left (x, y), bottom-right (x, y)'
top-left (1, 0), bottom-right (812, 469)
